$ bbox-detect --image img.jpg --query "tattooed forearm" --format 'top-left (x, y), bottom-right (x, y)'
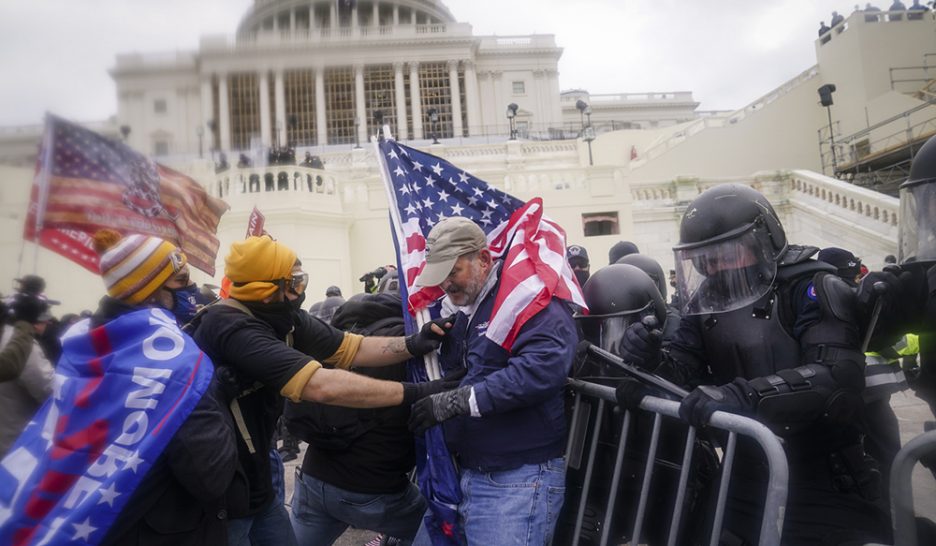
top-left (380, 337), bottom-right (408, 355)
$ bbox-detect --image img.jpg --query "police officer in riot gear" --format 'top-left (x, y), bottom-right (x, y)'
top-left (560, 264), bottom-right (708, 546)
top-left (578, 263), bottom-right (666, 362)
top-left (615, 253), bottom-right (682, 345)
top-left (618, 183), bottom-right (891, 545)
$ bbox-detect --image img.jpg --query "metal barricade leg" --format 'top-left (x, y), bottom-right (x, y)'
top-left (572, 398), bottom-right (605, 546)
top-left (708, 431), bottom-right (737, 546)
top-left (666, 426), bottom-right (697, 546)
top-left (599, 410), bottom-right (633, 546)
top-left (631, 413), bottom-right (663, 546)
top-left (890, 429), bottom-right (936, 546)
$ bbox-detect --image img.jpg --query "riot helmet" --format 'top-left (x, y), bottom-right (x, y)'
top-left (899, 134), bottom-right (936, 265)
top-left (576, 264), bottom-right (666, 356)
top-left (615, 253), bottom-right (667, 299)
top-left (673, 184), bottom-right (787, 316)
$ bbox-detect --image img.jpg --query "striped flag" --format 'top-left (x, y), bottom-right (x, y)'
top-left (377, 137), bottom-right (586, 350)
top-left (23, 114), bottom-right (228, 275)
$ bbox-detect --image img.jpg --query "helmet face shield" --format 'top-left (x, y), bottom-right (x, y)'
top-left (598, 314), bottom-right (641, 356)
top-left (899, 180), bottom-right (936, 265)
top-left (675, 226), bottom-right (777, 315)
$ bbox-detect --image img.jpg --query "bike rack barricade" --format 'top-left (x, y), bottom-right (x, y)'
top-left (564, 379), bottom-right (789, 546)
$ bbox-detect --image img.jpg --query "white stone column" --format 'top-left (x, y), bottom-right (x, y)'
top-left (448, 60), bottom-right (463, 138)
top-left (259, 71), bottom-right (272, 147)
top-left (411, 10), bottom-right (417, 24)
top-left (463, 61), bottom-right (481, 136)
top-left (351, 4), bottom-right (358, 28)
top-left (330, 3), bottom-right (337, 27)
top-left (393, 5), bottom-right (399, 24)
top-left (492, 71), bottom-right (505, 135)
top-left (274, 69), bottom-right (286, 147)
top-left (200, 77), bottom-right (213, 138)
top-left (372, 2), bottom-right (379, 25)
top-left (354, 64), bottom-right (367, 145)
top-left (290, 10), bottom-right (296, 33)
top-left (309, 6), bottom-right (316, 28)
top-left (532, 69), bottom-right (545, 130)
top-left (315, 68), bottom-right (327, 145)
top-left (218, 74), bottom-right (231, 151)
top-left (409, 62), bottom-right (423, 139)
top-left (393, 62), bottom-right (408, 139)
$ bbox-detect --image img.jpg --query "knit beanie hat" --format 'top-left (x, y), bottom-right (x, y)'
top-left (93, 229), bottom-right (187, 304)
top-left (225, 236), bottom-right (297, 301)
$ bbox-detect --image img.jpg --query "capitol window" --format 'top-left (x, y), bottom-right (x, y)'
top-left (153, 99), bottom-right (167, 114)
top-left (582, 212), bottom-right (620, 237)
top-left (512, 81), bottom-right (526, 95)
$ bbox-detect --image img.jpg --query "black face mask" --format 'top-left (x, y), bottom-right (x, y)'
top-left (289, 292), bottom-right (306, 312)
top-left (574, 269), bottom-right (590, 288)
top-left (242, 300), bottom-right (295, 338)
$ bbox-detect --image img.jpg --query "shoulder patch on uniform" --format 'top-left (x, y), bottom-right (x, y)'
top-left (805, 282), bottom-right (818, 301)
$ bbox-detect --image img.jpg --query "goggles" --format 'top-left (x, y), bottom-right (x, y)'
top-left (232, 271), bottom-right (309, 295)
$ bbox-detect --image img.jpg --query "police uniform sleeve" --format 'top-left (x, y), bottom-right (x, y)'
top-left (742, 272), bottom-right (866, 426)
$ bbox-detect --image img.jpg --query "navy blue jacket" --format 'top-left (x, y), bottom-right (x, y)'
top-left (438, 280), bottom-right (576, 471)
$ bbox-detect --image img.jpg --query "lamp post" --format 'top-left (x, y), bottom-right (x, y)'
top-left (818, 83), bottom-right (837, 174)
top-left (576, 99), bottom-right (594, 166)
top-left (428, 108), bottom-right (440, 144)
top-left (506, 103), bottom-right (519, 140)
top-left (373, 110), bottom-right (384, 139)
top-left (196, 126), bottom-right (204, 158)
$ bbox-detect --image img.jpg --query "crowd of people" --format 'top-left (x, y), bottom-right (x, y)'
top-left (5, 137), bottom-right (936, 545)
top-left (819, 2), bottom-right (932, 37)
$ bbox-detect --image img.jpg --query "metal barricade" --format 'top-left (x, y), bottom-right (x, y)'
top-left (563, 379), bottom-right (789, 546)
top-left (890, 429), bottom-right (936, 546)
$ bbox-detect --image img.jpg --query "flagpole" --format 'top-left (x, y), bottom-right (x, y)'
top-left (372, 130), bottom-right (442, 381)
top-left (32, 113), bottom-right (56, 273)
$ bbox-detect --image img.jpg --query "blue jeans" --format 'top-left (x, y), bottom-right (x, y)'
top-left (229, 495), bottom-right (298, 546)
top-left (413, 457), bottom-right (566, 546)
top-left (290, 470), bottom-right (427, 546)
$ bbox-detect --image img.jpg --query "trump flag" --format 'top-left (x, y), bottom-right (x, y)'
top-left (23, 114), bottom-right (228, 275)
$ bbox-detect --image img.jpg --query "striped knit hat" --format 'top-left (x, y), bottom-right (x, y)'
top-left (93, 229), bottom-right (187, 304)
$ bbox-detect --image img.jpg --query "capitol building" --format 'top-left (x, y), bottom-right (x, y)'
top-left (0, 1), bottom-right (934, 312)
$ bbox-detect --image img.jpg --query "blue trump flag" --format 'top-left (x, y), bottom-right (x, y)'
top-left (0, 307), bottom-right (214, 545)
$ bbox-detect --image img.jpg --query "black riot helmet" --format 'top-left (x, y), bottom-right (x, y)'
top-left (899, 134), bottom-right (936, 265)
top-left (615, 253), bottom-right (667, 299)
top-left (576, 264), bottom-right (666, 356)
top-left (673, 184), bottom-right (787, 316)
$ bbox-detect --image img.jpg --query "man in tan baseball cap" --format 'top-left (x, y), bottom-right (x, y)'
top-left (416, 217), bottom-right (491, 306)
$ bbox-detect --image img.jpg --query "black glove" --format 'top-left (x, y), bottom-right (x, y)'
top-left (401, 367), bottom-right (468, 406)
top-left (408, 385), bottom-right (472, 434)
top-left (614, 378), bottom-right (652, 411)
top-left (678, 379), bottom-right (753, 428)
top-left (404, 315), bottom-right (456, 356)
top-left (620, 316), bottom-right (663, 369)
top-left (11, 293), bottom-right (49, 325)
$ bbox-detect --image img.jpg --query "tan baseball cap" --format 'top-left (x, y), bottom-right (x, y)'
top-left (415, 217), bottom-right (488, 287)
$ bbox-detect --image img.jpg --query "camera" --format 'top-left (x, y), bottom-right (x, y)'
top-left (358, 266), bottom-right (388, 283)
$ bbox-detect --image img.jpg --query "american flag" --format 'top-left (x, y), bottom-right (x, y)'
top-left (376, 138), bottom-right (586, 351)
top-left (23, 115), bottom-right (228, 275)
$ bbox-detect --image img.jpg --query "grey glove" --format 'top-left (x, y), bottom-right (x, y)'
top-left (408, 385), bottom-right (472, 434)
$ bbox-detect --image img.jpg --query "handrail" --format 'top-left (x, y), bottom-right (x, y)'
top-left (890, 429), bottom-right (936, 546)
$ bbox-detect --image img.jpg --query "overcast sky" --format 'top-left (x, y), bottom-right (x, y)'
top-left (0, 0), bottom-right (861, 126)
